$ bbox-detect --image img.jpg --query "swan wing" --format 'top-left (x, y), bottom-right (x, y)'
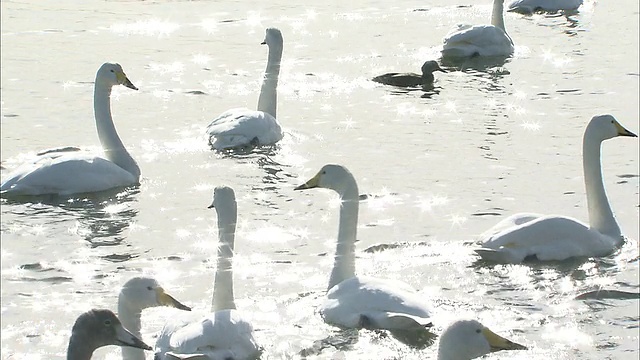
top-left (476, 215), bottom-right (619, 263)
top-left (156, 310), bottom-right (260, 360)
top-left (442, 25), bottom-right (514, 57)
top-left (206, 108), bottom-right (283, 150)
top-left (1, 152), bottom-right (137, 196)
top-left (322, 276), bottom-right (432, 330)
top-left (478, 212), bottom-right (544, 240)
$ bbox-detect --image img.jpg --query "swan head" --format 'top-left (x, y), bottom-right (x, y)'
top-left (294, 164), bottom-right (357, 195)
top-left (208, 186), bottom-right (237, 212)
top-left (97, 63), bottom-right (138, 90)
top-left (261, 27), bottom-right (283, 47)
top-left (421, 60), bottom-right (446, 75)
top-left (118, 277), bottom-right (191, 312)
top-left (437, 319), bottom-right (526, 360)
top-left (71, 309), bottom-right (151, 350)
top-left (586, 115), bottom-right (637, 141)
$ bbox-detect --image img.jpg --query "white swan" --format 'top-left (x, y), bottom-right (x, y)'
top-left (118, 277), bottom-right (191, 360)
top-left (437, 319), bottom-right (526, 360)
top-left (0, 63), bottom-right (140, 197)
top-left (508, 0), bottom-right (583, 14)
top-left (441, 0), bottom-right (514, 58)
top-left (67, 309), bottom-right (151, 360)
top-left (295, 164), bottom-right (433, 331)
top-left (476, 115), bottom-right (637, 263)
top-left (155, 186), bottom-right (261, 360)
top-left (206, 28), bottom-right (284, 150)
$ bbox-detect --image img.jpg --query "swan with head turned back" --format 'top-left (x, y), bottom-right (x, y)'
top-left (295, 164), bottom-right (433, 331)
top-left (372, 60), bottom-right (446, 88)
top-left (508, 0), bottom-right (583, 14)
top-left (67, 309), bottom-right (151, 360)
top-left (206, 28), bottom-right (284, 150)
top-left (441, 0), bottom-right (514, 58)
top-left (154, 186), bottom-right (261, 360)
top-left (476, 115), bottom-right (637, 263)
top-left (0, 63), bottom-right (140, 197)
top-left (437, 319), bottom-right (527, 360)
top-left (118, 277), bottom-right (191, 360)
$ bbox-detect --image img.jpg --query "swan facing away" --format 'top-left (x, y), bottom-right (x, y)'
top-left (476, 115), bottom-right (637, 263)
top-left (508, 0), bottom-right (583, 14)
top-left (0, 63), bottom-right (140, 197)
top-left (372, 60), bottom-right (445, 88)
top-left (442, 0), bottom-right (514, 58)
top-left (67, 309), bottom-right (151, 360)
top-left (295, 165), bottom-right (433, 332)
top-left (155, 186), bottom-right (261, 360)
top-left (119, 277), bottom-right (192, 360)
top-left (437, 320), bottom-right (527, 360)
top-left (206, 28), bottom-right (284, 151)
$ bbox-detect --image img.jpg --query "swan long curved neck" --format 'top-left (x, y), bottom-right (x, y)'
top-left (328, 180), bottom-right (359, 291)
top-left (67, 333), bottom-right (97, 360)
top-left (94, 81), bottom-right (140, 179)
top-left (491, 0), bottom-right (506, 32)
top-left (117, 296), bottom-right (145, 360)
top-left (212, 204), bottom-right (237, 312)
top-left (256, 41), bottom-right (282, 119)
top-left (583, 132), bottom-right (621, 238)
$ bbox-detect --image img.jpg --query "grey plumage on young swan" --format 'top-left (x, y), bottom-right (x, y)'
top-left (66, 309), bottom-right (151, 360)
top-left (372, 60), bottom-right (445, 88)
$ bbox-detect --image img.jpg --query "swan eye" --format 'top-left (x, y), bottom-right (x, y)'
top-left (147, 286), bottom-right (153, 291)
top-left (475, 329), bottom-right (481, 334)
top-left (110, 69), bottom-right (115, 73)
top-left (104, 319), bottom-right (112, 326)
top-left (322, 171), bottom-right (326, 175)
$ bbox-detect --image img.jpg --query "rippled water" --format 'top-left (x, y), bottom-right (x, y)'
top-left (1, 0), bottom-right (638, 359)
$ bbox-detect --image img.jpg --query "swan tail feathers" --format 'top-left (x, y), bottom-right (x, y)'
top-left (361, 312), bottom-right (432, 331)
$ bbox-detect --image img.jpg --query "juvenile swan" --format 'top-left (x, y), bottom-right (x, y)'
top-left (118, 277), bottom-right (191, 360)
top-left (67, 309), bottom-right (151, 360)
top-left (206, 28), bottom-right (284, 150)
top-left (1, 63), bottom-right (140, 196)
top-left (437, 320), bottom-right (527, 360)
top-left (442, 0), bottom-right (514, 58)
top-left (476, 115), bottom-right (637, 263)
top-left (372, 60), bottom-right (445, 88)
top-left (295, 164), bottom-right (433, 331)
top-left (154, 186), bottom-right (261, 360)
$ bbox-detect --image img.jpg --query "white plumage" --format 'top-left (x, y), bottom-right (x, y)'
top-left (508, 0), bottom-right (583, 13)
top-left (476, 115), bottom-right (637, 263)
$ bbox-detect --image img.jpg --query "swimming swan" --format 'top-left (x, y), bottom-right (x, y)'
top-left (476, 115), bottom-right (637, 263)
top-left (118, 277), bottom-right (191, 360)
top-left (508, 0), bottom-right (583, 14)
top-left (437, 319), bottom-right (526, 360)
top-left (67, 309), bottom-right (151, 360)
top-left (154, 186), bottom-right (261, 360)
top-left (441, 0), bottom-right (514, 58)
top-left (295, 164), bottom-right (433, 331)
top-left (0, 63), bottom-right (140, 197)
top-left (206, 28), bottom-right (284, 150)
top-left (372, 60), bottom-right (445, 88)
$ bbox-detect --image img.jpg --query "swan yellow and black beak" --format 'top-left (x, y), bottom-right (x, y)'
top-left (294, 172), bottom-right (321, 190)
top-left (482, 326), bottom-right (527, 352)
top-left (116, 71), bottom-right (138, 91)
top-left (114, 322), bottom-right (152, 350)
top-left (615, 121), bottom-right (638, 137)
top-left (155, 287), bottom-right (191, 311)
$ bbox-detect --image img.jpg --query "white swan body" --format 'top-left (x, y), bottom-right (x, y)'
top-left (295, 165), bottom-right (432, 331)
top-left (1, 63), bottom-right (140, 196)
top-left (206, 28), bottom-right (284, 150)
top-left (442, 0), bottom-right (514, 58)
top-left (437, 319), bottom-right (526, 360)
top-left (155, 186), bottom-right (260, 360)
top-left (476, 115), bottom-right (637, 263)
top-left (508, 0), bottom-right (582, 13)
top-left (118, 277), bottom-right (191, 360)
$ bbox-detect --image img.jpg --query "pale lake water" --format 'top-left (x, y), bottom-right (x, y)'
top-left (1, 0), bottom-right (638, 359)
